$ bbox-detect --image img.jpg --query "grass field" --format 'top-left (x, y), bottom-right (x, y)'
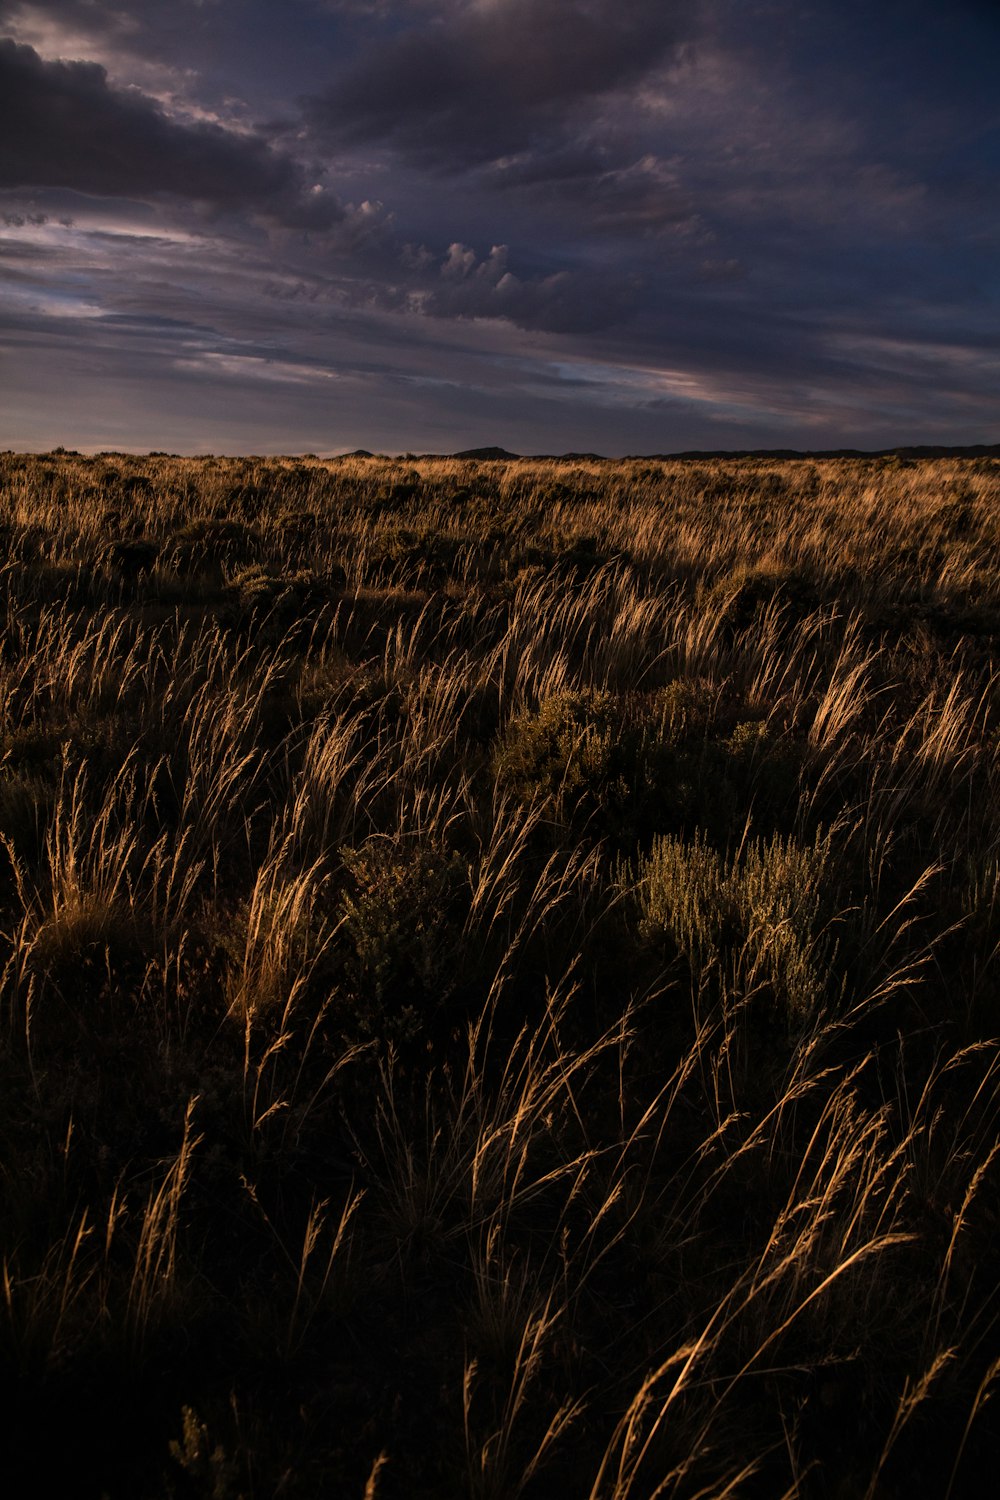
top-left (2, 448), bottom-right (999, 1496)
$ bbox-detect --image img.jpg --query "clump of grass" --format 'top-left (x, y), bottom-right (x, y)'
top-left (223, 846), bottom-right (332, 1021)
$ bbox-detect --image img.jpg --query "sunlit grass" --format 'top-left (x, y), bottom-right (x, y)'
top-left (0, 448), bottom-right (998, 1495)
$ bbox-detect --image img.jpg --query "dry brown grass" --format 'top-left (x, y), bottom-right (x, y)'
top-left (0, 449), bottom-right (998, 1496)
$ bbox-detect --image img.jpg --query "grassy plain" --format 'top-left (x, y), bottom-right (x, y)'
top-left (1, 449), bottom-right (999, 1496)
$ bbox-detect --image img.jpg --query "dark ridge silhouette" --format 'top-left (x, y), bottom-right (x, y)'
top-left (526, 451), bottom-right (609, 461)
top-left (623, 444), bottom-right (1000, 461)
top-left (450, 445), bottom-right (521, 460)
top-left (889, 444), bottom-right (1000, 459)
top-left (405, 443), bottom-right (996, 464)
top-left (335, 448), bottom-right (376, 459)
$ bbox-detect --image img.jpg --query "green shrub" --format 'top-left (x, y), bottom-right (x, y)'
top-left (515, 530), bottom-right (627, 580)
top-left (721, 717), bottom-right (804, 830)
top-left (704, 564), bottom-right (821, 631)
top-left (338, 836), bottom-right (470, 1041)
top-left (632, 829), bottom-right (836, 1030)
top-left (168, 1405), bottom-right (240, 1499)
top-left (635, 830), bottom-right (733, 972)
top-left (226, 566), bottom-right (344, 628)
top-left (366, 527), bottom-right (465, 586)
top-left (166, 518), bottom-right (262, 574)
top-left (493, 689), bottom-right (630, 832)
top-left (102, 538), bottom-right (159, 585)
top-left (493, 686), bottom-right (790, 848)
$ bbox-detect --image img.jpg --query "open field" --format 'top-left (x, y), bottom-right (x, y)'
top-left (2, 449), bottom-right (1000, 1496)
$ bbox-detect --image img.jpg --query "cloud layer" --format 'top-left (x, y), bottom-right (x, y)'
top-left (1, 0), bottom-right (998, 453)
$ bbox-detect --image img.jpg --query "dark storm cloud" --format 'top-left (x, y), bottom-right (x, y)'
top-left (2, 0), bottom-right (998, 454)
top-left (417, 241), bottom-right (643, 331)
top-left (0, 40), bottom-right (343, 226)
top-left (311, 0), bottom-right (695, 165)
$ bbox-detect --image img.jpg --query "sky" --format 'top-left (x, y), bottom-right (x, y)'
top-left (0, 0), bottom-right (998, 456)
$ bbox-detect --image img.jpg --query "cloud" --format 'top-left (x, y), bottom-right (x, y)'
top-left (3, 0), bottom-right (998, 455)
top-left (415, 239), bottom-right (642, 331)
top-left (0, 39), bottom-right (344, 226)
top-left (302, 1), bottom-right (704, 252)
top-left (173, 351), bottom-right (341, 386)
top-left (310, 0), bottom-right (695, 166)
top-left (483, 146), bottom-right (697, 234)
top-left (259, 230), bottom-right (643, 333)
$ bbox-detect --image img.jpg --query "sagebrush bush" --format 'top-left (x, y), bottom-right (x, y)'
top-left (494, 690), bottom-right (627, 821)
top-left (339, 835), bottom-right (470, 1039)
top-left (631, 828), bottom-right (836, 1028)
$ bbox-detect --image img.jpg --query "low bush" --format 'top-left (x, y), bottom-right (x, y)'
top-left (338, 836), bottom-right (470, 1042)
top-left (630, 827), bottom-right (837, 1031)
top-left (166, 518), bottom-right (262, 574)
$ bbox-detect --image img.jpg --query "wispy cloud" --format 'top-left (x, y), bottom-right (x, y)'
top-left (172, 351), bottom-right (341, 385)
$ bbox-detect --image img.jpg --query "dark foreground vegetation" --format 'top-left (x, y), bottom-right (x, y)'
top-left (2, 449), bottom-right (1000, 1496)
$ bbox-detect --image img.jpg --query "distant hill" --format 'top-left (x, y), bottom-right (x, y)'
top-left (450, 446), bottom-right (521, 460)
top-left (526, 452), bottom-right (608, 462)
top-left (391, 442), bottom-right (999, 463)
top-left (624, 444), bottom-right (1000, 461)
